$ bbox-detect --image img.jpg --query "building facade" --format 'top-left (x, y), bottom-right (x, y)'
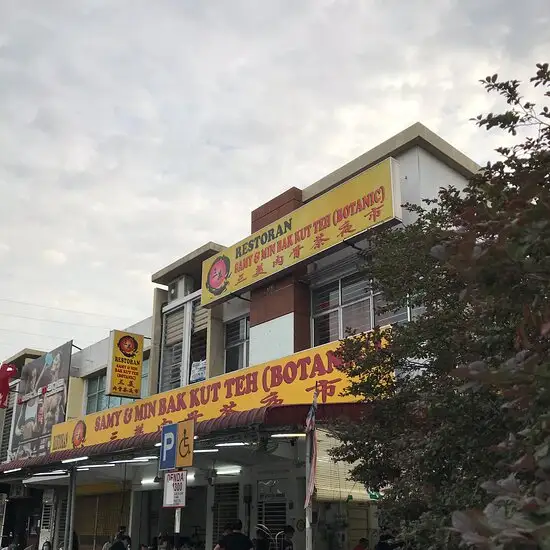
top-left (0, 123), bottom-right (478, 550)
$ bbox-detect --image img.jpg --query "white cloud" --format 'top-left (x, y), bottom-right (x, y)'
top-left (0, 0), bottom-right (548, 358)
top-left (42, 249), bottom-right (67, 265)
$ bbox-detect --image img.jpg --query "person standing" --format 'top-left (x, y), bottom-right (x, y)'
top-left (215, 520), bottom-right (253, 550)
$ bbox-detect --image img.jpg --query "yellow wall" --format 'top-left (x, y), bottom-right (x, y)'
top-left (66, 376), bottom-right (85, 419)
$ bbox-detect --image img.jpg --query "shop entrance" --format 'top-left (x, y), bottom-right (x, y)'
top-left (73, 492), bottom-right (131, 550)
top-left (256, 480), bottom-right (287, 543)
top-left (212, 484), bottom-right (239, 543)
top-left (139, 486), bottom-right (207, 548)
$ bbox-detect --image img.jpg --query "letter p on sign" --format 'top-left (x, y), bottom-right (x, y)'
top-left (159, 424), bottom-right (178, 471)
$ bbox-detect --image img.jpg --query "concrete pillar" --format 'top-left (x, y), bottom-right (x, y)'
top-left (206, 304), bottom-right (224, 379)
top-left (128, 490), bottom-right (142, 545)
top-left (149, 287), bottom-right (168, 395)
top-left (205, 484), bottom-right (215, 550)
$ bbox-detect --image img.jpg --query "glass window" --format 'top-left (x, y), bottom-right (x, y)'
top-left (341, 273), bottom-right (370, 305)
top-left (313, 310), bottom-right (340, 346)
top-left (374, 294), bottom-right (408, 326)
top-left (312, 275), bottom-right (409, 345)
top-left (225, 317), bottom-right (250, 373)
top-left (141, 357), bottom-right (150, 398)
top-left (342, 298), bottom-right (372, 334)
top-left (312, 280), bottom-right (340, 315)
top-left (85, 356), bottom-right (152, 413)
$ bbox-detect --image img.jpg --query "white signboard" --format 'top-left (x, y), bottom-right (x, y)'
top-left (163, 470), bottom-right (187, 508)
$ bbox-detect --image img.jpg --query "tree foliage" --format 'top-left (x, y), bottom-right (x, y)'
top-left (332, 64), bottom-right (550, 549)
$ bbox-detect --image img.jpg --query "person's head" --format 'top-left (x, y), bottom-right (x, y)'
top-left (222, 523), bottom-right (233, 536)
top-left (42, 542), bottom-right (52, 550)
top-left (118, 527), bottom-right (127, 535)
top-left (358, 538), bottom-right (368, 548)
top-left (283, 526), bottom-right (295, 541)
top-left (232, 520), bottom-right (243, 532)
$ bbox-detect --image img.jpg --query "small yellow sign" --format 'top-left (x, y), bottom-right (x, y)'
top-left (106, 330), bottom-right (145, 399)
top-left (201, 158), bottom-right (401, 306)
top-left (176, 420), bottom-right (194, 468)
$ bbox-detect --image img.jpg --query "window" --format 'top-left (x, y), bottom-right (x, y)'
top-left (159, 291), bottom-right (208, 391)
top-left (311, 274), bottom-right (408, 345)
top-left (224, 316), bottom-right (249, 373)
top-left (141, 356), bottom-right (150, 398)
top-left (86, 356), bottom-right (151, 414)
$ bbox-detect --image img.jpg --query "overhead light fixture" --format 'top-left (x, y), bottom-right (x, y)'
top-left (33, 470), bottom-right (67, 476)
top-left (133, 456), bottom-right (156, 461)
top-left (110, 459), bottom-right (148, 464)
top-left (215, 442), bottom-right (248, 447)
top-left (141, 478), bottom-right (158, 485)
top-left (62, 456), bottom-right (89, 464)
top-left (194, 449), bottom-right (218, 454)
top-left (76, 468), bottom-right (90, 472)
top-left (81, 464), bottom-right (115, 469)
top-left (271, 433), bottom-right (306, 438)
top-left (4, 468), bottom-right (22, 474)
top-left (215, 466), bottom-right (242, 475)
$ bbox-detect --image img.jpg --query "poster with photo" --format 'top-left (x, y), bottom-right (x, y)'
top-left (9, 341), bottom-right (72, 460)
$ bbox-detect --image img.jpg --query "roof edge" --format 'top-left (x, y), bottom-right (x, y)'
top-left (151, 241), bottom-right (225, 285)
top-left (302, 122), bottom-right (480, 202)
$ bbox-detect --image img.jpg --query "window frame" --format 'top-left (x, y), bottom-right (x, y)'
top-left (224, 315), bottom-right (250, 373)
top-left (159, 289), bottom-right (201, 392)
top-left (85, 349), bottom-right (152, 414)
top-left (310, 273), bottom-right (410, 346)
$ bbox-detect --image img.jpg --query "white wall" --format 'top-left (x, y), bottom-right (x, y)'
top-left (311, 147), bottom-right (469, 273)
top-left (71, 317), bottom-right (152, 378)
top-left (249, 313), bottom-right (294, 365)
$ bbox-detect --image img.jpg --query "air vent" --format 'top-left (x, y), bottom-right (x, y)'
top-left (168, 281), bottom-right (178, 301)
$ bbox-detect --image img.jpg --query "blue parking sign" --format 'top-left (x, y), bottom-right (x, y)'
top-left (159, 424), bottom-right (177, 471)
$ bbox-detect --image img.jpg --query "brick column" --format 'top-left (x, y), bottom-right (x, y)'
top-left (249, 188), bottom-right (311, 354)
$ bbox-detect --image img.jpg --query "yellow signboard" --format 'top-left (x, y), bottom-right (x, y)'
top-left (106, 330), bottom-right (145, 398)
top-left (176, 420), bottom-right (194, 468)
top-left (201, 158), bottom-right (401, 306)
top-left (50, 340), bottom-right (355, 453)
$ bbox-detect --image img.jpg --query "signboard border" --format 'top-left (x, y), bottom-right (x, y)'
top-left (201, 157), bottom-right (402, 307)
top-left (106, 329), bottom-right (145, 399)
top-left (163, 469), bottom-right (188, 509)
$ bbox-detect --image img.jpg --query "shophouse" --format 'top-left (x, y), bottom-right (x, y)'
top-left (0, 123), bottom-right (479, 550)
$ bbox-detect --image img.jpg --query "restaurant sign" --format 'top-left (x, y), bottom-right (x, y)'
top-left (50, 340), bottom-right (355, 453)
top-left (201, 157), bottom-right (401, 307)
top-left (106, 330), bottom-right (145, 398)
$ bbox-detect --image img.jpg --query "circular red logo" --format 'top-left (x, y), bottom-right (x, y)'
top-left (72, 421), bottom-right (87, 448)
top-left (206, 255), bottom-right (231, 296)
top-left (117, 335), bottom-right (139, 358)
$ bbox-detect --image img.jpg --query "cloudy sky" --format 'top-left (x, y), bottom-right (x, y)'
top-left (0, 0), bottom-right (548, 359)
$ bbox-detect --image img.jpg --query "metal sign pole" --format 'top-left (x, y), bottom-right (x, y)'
top-left (67, 469), bottom-right (77, 550)
top-left (305, 432), bottom-right (313, 550)
top-left (63, 471), bottom-right (72, 550)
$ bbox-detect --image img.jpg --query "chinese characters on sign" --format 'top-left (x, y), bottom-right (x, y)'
top-left (106, 330), bottom-right (145, 399)
top-left (51, 339), bottom-right (361, 453)
top-left (201, 158), bottom-right (401, 306)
